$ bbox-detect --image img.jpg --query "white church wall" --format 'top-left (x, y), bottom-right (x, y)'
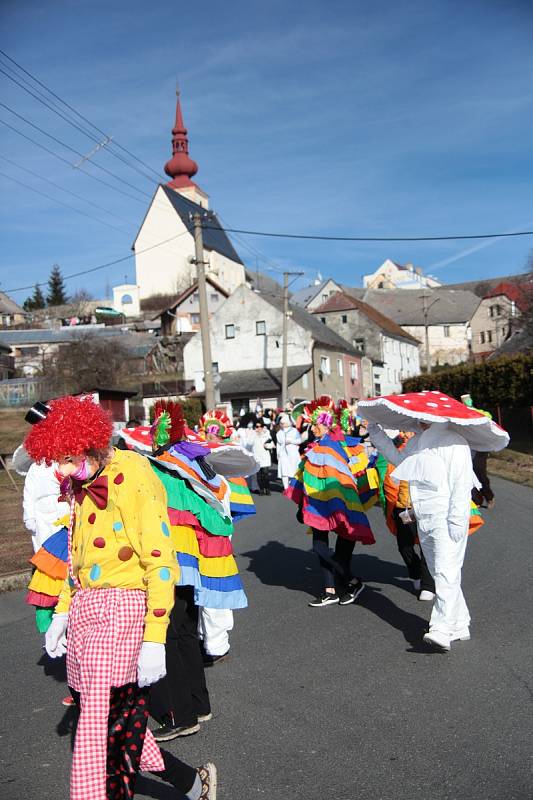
top-left (207, 250), bottom-right (245, 295)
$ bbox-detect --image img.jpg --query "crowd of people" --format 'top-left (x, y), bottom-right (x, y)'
top-left (18, 388), bottom-right (507, 799)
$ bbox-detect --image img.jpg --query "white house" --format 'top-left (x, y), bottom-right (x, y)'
top-left (363, 259), bottom-right (441, 290)
top-left (291, 279), bottom-right (343, 310)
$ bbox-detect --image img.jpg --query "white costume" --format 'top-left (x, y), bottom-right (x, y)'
top-left (276, 425), bottom-right (302, 489)
top-left (252, 429), bottom-right (274, 468)
top-left (369, 422), bottom-right (478, 643)
top-left (23, 462), bottom-right (69, 552)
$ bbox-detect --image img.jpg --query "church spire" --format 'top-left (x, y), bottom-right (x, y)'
top-left (164, 88), bottom-right (199, 190)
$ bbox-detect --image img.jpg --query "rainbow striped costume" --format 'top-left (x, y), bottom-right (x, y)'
top-left (285, 431), bottom-right (377, 544)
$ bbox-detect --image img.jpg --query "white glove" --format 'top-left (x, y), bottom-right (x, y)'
top-left (137, 642), bottom-right (166, 688)
top-left (45, 613), bottom-right (68, 658)
top-left (448, 521), bottom-right (468, 543)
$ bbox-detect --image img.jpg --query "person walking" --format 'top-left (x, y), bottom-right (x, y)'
top-left (276, 414), bottom-right (302, 490)
top-left (252, 421), bottom-right (275, 495)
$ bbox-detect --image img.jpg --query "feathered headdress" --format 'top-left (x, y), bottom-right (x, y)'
top-left (151, 400), bottom-right (186, 450)
top-left (302, 395), bottom-right (338, 428)
top-left (199, 409), bottom-right (234, 440)
top-left (24, 395), bottom-right (113, 464)
top-left (335, 400), bottom-right (355, 434)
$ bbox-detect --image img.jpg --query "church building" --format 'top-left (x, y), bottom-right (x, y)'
top-left (133, 92), bottom-right (246, 299)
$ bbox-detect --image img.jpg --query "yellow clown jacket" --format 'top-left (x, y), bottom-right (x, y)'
top-left (55, 448), bottom-right (178, 644)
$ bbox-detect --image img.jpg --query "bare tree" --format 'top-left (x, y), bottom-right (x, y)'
top-left (43, 335), bottom-right (129, 396)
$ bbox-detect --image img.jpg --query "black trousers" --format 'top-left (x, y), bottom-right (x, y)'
top-left (393, 508), bottom-right (435, 592)
top-left (312, 529), bottom-right (356, 592)
top-left (149, 586), bottom-right (211, 728)
top-left (257, 467), bottom-right (271, 493)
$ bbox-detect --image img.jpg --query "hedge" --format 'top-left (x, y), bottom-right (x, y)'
top-left (402, 353), bottom-right (533, 409)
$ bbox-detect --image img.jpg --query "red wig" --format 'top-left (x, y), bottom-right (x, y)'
top-left (24, 395), bottom-right (113, 464)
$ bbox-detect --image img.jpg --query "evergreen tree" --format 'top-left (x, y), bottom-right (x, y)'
top-left (47, 264), bottom-right (68, 306)
top-left (23, 283), bottom-right (46, 311)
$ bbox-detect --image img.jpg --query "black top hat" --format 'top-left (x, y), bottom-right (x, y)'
top-left (25, 401), bottom-right (51, 425)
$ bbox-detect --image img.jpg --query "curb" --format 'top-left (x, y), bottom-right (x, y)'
top-left (0, 570), bottom-right (31, 592)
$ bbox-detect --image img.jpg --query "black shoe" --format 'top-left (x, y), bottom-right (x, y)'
top-left (308, 592), bottom-right (340, 607)
top-left (339, 580), bottom-right (365, 605)
top-left (203, 651), bottom-right (230, 667)
top-left (152, 721), bottom-right (200, 741)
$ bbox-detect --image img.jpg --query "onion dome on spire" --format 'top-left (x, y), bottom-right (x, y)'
top-left (164, 88), bottom-right (199, 189)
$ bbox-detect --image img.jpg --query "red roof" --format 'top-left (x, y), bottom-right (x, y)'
top-left (313, 292), bottom-right (420, 344)
top-left (484, 282), bottom-right (530, 313)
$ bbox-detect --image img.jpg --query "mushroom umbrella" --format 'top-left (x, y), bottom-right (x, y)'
top-left (358, 391), bottom-right (509, 452)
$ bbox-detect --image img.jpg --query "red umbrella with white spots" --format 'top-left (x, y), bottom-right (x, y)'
top-left (358, 391), bottom-right (509, 451)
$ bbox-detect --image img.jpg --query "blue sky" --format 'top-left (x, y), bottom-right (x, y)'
top-left (1, 0), bottom-right (533, 303)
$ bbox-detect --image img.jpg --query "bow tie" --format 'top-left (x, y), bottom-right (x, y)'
top-left (72, 475), bottom-right (108, 510)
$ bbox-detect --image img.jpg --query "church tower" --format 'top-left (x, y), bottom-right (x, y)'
top-left (164, 89), bottom-right (209, 209)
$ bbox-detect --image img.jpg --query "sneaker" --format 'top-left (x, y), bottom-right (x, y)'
top-left (198, 763), bottom-right (217, 799)
top-left (418, 590), bottom-right (436, 602)
top-left (339, 580), bottom-right (365, 605)
top-left (308, 592), bottom-right (340, 607)
top-left (198, 712), bottom-right (213, 723)
top-left (423, 631), bottom-right (451, 652)
top-left (203, 651), bottom-right (230, 667)
top-left (62, 695), bottom-right (76, 707)
top-left (412, 579), bottom-right (421, 592)
top-left (152, 721), bottom-right (200, 741)
top-left (451, 629), bottom-right (470, 642)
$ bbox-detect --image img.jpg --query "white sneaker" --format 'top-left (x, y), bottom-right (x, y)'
top-left (412, 579), bottom-right (421, 592)
top-left (418, 590), bottom-right (435, 602)
top-left (451, 629), bottom-right (470, 641)
top-left (423, 630), bottom-right (451, 652)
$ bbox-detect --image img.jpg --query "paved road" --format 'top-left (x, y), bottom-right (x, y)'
top-left (1, 476), bottom-right (532, 800)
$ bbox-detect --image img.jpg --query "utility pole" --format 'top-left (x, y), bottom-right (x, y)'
top-left (191, 212), bottom-right (215, 408)
top-left (420, 292), bottom-right (440, 374)
top-left (281, 271), bottom-right (305, 408)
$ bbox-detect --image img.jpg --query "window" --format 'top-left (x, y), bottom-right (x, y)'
top-left (320, 317), bottom-right (327, 324)
top-left (302, 372), bottom-right (309, 389)
top-left (322, 294), bottom-right (328, 302)
top-left (480, 331), bottom-right (485, 344)
top-left (256, 320), bottom-right (266, 336)
top-left (320, 356), bottom-right (331, 375)
top-left (511, 301), bottom-right (517, 316)
top-left (489, 304), bottom-right (502, 318)
top-left (337, 358), bottom-right (343, 377)
top-left (374, 382), bottom-right (381, 396)
top-left (210, 293), bottom-right (219, 302)
top-left (225, 324), bottom-right (235, 339)
top-left (353, 337), bottom-right (365, 353)
top-left (341, 315), bottom-right (347, 324)
top-left (193, 292), bottom-right (199, 302)
top-left (443, 325), bottom-right (450, 337)
top-left (212, 362), bottom-right (219, 374)
top-left (487, 330), bottom-right (493, 343)
top-left (350, 362), bottom-right (358, 381)
top-left (190, 313), bottom-right (200, 325)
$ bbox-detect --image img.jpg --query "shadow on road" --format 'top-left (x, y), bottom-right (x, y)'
top-left (242, 540), bottom-right (319, 594)
top-left (37, 651), bottom-right (67, 682)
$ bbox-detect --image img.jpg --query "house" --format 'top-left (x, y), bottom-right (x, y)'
top-left (357, 287), bottom-right (480, 369)
top-left (445, 272), bottom-right (530, 298)
top-left (0, 341), bottom-right (15, 379)
top-left (363, 259), bottom-right (441, 290)
top-left (133, 92), bottom-right (245, 300)
top-left (291, 279), bottom-right (343, 310)
top-left (0, 291), bottom-right (27, 328)
top-left (470, 281), bottom-right (531, 361)
top-left (159, 277), bottom-right (229, 336)
top-left (313, 292), bottom-right (420, 395)
top-left (183, 283), bottom-right (363, 413)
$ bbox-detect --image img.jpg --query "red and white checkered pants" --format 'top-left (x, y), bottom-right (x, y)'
top-left (67, 588), bottom-right (164, 800)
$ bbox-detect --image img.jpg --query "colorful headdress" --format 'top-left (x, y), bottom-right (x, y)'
top-left (336, 400), bottom-right (355, 434)
top-left (302, 395), bottom-right (338, 428)
top-left (151, 400), bottom-right (186, 450)
top-left (24, 395), bottom-right (113, 465)
top-left (199, 409), bottom-right (234, 440)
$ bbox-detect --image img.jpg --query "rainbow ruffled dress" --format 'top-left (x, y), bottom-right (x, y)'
top-left (26, 521), bottom-right (69, 632)
top-left (151, 445), bottom-right (248, 610)
top-left (285, 430), bottom-right (377, 544)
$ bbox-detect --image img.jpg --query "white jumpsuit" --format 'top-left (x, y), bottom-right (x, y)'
top-left (370, 422), bottom-right (478, 639)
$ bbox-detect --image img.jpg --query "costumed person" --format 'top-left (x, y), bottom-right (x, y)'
top-left (360, 390), bottom-right (509, 652)
top-left (461, 395), bottom-right (496, 509)
top-left (196, 409), bottom-right (256, 665)
top-left (374, 433), bottom-right (436, 601)
top-left (276, 413), bottom-right (302, 490)
top-left (22, 458), bottom-right (70, 634)
top-left (252, 419), bottom-right (275, 495)
top-left (24, 397), bottom-right (217, 800)
top-left (285, 396), bottom-right (377, 607)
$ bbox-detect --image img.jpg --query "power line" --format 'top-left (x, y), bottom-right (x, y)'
top-left (206, 224), bottom-right (533, 243)
top-left (0, 49), bottom-right (163, 183)
top-left (5, 230), bottom-right (190, 294)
